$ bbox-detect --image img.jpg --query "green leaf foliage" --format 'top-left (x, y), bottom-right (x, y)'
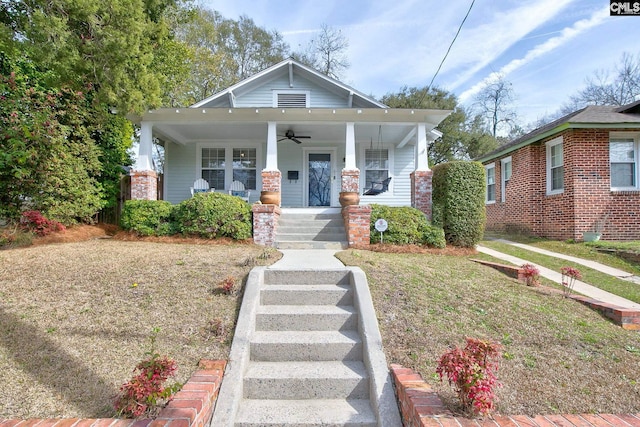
top-left (432, 161), bottom-right (486, 247)
top-left (0, 60), bottom-right (105, 223)
top-left (120, 200), bottom-right (175, 236)
top-left (173, 192), bottom-right (252, 240)
top-left (370, 204), bottom-right (445, 248)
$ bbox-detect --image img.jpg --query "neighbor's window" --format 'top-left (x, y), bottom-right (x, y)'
top-left (485, 163), bottom-right (496, 203)
top-left (610, 137), bottom-right (637, 189)
top-left (201, 148), bottom-right (225, 190)
top-left (546, 137), bottom-right (564, 194)
top-left (501, 157), bottom-right (512, 202)
top-left (364, 149), bottom-right (389, 191)
top-left (232, 148), bottom-right (257, 190)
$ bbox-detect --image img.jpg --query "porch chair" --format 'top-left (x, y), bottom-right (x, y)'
top-left (228, 180), bottom-right (251, 202)
top-left (363, 177), bottom-right (392, 196)
top-left (190, 178), bottom-right (210, 196)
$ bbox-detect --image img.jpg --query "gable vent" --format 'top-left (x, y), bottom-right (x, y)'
top-left (277, 93), bottom-right (308, 108)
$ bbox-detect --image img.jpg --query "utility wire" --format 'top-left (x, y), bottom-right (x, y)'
top-left (420, 0), bottom-right (476, 103)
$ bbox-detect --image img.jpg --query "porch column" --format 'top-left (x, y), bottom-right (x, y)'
top-left (341, 122), bottom-right (360, 193)
top-left (261, 121), bottom-right (281, 205)
top-left (411, 123), bottom-right (433, 219)
top-left (131, 121), bottom-right (158, 200)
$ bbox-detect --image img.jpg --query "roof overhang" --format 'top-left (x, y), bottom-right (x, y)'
top-left (129, 107), bottom-right (452, 146)
top-left (476, 121), bottom-right (640, 163)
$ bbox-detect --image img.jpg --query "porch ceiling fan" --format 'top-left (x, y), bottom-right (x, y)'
top-left (278, 129), bottom-right (311, 144)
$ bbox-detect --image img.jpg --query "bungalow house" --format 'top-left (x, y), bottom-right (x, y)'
top-left (477, 100), bottom-right (640, 241)
top-left (129, 58), bottom-right (450, 246)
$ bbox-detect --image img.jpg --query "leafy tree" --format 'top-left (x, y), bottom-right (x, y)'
top-left (0, 57), bottom-right (104, 223)
top-left (381, 86), bottom-right (496, 164)
top-left (474, 74), bottom-right (517, 138)
top-left (294, 24), bottom-right (349, 79)
top-left (217, 14), bottom-right (289, 80)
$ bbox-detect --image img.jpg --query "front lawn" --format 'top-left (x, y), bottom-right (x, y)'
top-left (337, 249), bottom-right (640, 416)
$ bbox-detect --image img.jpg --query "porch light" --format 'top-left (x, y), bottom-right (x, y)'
top-left (202, 109), bottom-right (206, 113)
top-left (357, 109), bottom-right (362, 114)
top-left (176, 109), bottom-right (180, 113)
top-left (228, 109), bottom-right (232, 113)
top-left (255, 109), bottom-right (259, 113)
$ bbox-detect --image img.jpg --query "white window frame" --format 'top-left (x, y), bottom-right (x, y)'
top-left (197, 143), bottom-right (263, 192)
top-left (501, 156), bottom-right (512, 203)
top-left (546, 137), bottom-right (564, 195)
top-left (485, 163), bottom-right (496, 204)
top-left (359, 145), bottom-right (394, 194)
top-left (610, 132), bottom-right (640, 191)
top-left (273, 90), bottom-right (310, 108)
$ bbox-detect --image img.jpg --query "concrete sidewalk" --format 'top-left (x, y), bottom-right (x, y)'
top-left (476, 244), bottom-right (640, 310)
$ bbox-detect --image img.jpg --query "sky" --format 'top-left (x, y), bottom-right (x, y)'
top-left (202, 0), bottom-right (640, 128)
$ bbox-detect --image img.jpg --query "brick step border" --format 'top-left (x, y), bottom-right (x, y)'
top-left (391, 364), bottom-right (640, 427)
top-left (471, 259), bottom-right (640, 330)
top-left (0, 359), bottom-right (225, 427)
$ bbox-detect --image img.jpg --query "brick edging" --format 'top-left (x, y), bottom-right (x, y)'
top-left (390, 364), bottom-right (640, 427)
top-left (471, 259), bottom-right (640, 330)
top-left (0, 359), bottom-right (226, 427)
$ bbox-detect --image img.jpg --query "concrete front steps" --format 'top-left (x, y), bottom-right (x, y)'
top-left (211, 267), bottom-right (401, 427)
top-left (276, 208), bottom-right (348, 250)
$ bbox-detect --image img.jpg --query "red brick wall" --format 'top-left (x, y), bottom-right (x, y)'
top-left (410, 171), bottom-right (433, 220)
top-left (485, 129), bottom-right (640, 241)
top-left (252, 204), bottom-right (281, 247)
top-left (130, 170), bottom-right (158, 201)
top-left (261, 170), bottom-right (281, 192)
top-left (342, 205), bottom-right (371, 248)
top-left (341, 169), bottom-right (360, 192)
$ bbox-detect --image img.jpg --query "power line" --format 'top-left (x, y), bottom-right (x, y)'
top-left (422, 0), bottom-right (476, 100)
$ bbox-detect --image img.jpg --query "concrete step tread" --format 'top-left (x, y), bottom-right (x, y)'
top-left (260, 285), bottom-right (353, 306)
top-left (275, 242), bottom-right (348, 250)
top-left (252, 330), bottom-right (360, 344)
top-left (245, 360), bottom-right (368, 379)
top-left (262, 284), bottom-right (351, 291)
top-left (235, 398), bottom-right (376, 427)
top-left (257, 305), bottom-right (356, 314)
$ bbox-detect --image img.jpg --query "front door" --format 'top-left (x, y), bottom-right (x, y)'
top-left (308, 153), bottom-right (332, 206)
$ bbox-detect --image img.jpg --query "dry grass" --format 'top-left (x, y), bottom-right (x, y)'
top-left (0, 226), bottom-right (280, 419)
top-left (2, 228), bottom-right (640, 419)
top-left (336, 249), bottom-right (640, 416)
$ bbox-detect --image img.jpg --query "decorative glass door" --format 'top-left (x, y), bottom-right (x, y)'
top-left (308, 153), bottom-right (331, 206)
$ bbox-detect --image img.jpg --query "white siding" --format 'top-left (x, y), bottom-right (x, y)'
top-left (235, 74), bottom-right (349, 108)
top-left (165, 142), bottom-right (198, 204)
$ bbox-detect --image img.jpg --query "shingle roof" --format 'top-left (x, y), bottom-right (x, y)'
top-left (477, 101), bottom-right (640, 162)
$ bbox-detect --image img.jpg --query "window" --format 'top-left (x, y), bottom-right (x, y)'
top-left (501, 157), bottom-right (512, 202)
top-left (201, 148), bottom-right (225, 190)
top-left (485, 163), bottom-right (496, 203)
top-left (610, 137), bottom-right (638, 189)
top-left (232, 148), bottom-right (257, 190)
top-left (364, 149), bottom-right (389, 191)
top-left (546, 137), bottom-right (564, 194)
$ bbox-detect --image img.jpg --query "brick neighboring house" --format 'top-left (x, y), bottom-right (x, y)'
top-left (477, 100), bottom-right (640, 241)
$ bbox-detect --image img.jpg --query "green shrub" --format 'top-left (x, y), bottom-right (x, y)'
top-left (432, 161), bottom-right (486, 247)
top-left (370, 204), bottom-right (445, 248)
top-left (120, 200), bottom-right (175, 236)
top-left (173, 192), bottom-right (252, 240)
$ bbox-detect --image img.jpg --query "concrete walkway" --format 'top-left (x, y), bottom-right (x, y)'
top-left (477, 242), bottom-right (640, 310)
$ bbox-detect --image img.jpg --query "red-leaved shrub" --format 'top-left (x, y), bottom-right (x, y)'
top-left (520, 263), bottom-right (540, 286)
top-left (436, 337), bottom-right (502, 416)
top-left (20, 210), bottom-right (65, 236)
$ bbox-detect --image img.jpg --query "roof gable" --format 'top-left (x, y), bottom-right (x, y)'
top-left (191, 58), bottom-right (386, 109)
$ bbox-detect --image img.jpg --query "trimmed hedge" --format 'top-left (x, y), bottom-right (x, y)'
top-left (120, 193), bottom-right (252, 240)
top-left (370, 204), bottom-right (446, 248)
top-left (432, 161), bottom-right (486, 247)
top-left (120, 200), bottom-right (175, 236)
top-left (173, 192), bottom-right (252, 239)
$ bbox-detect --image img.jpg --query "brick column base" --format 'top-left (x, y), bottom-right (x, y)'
top-left (262, 170), bottom-right (282, 192)
top-left (411, 170), bottom-right (433, 220)
top-left (131, 170), bottom-right (158, 200)
top-left (253, 204), bottom-right (281, 247)
top-left (341, 169), bottom-right (360, 192)
top-left (342, 205), bottom-right (371, 248)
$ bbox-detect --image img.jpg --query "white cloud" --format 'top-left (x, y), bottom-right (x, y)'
top-left (457, 6), bottom-right (609, 104)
